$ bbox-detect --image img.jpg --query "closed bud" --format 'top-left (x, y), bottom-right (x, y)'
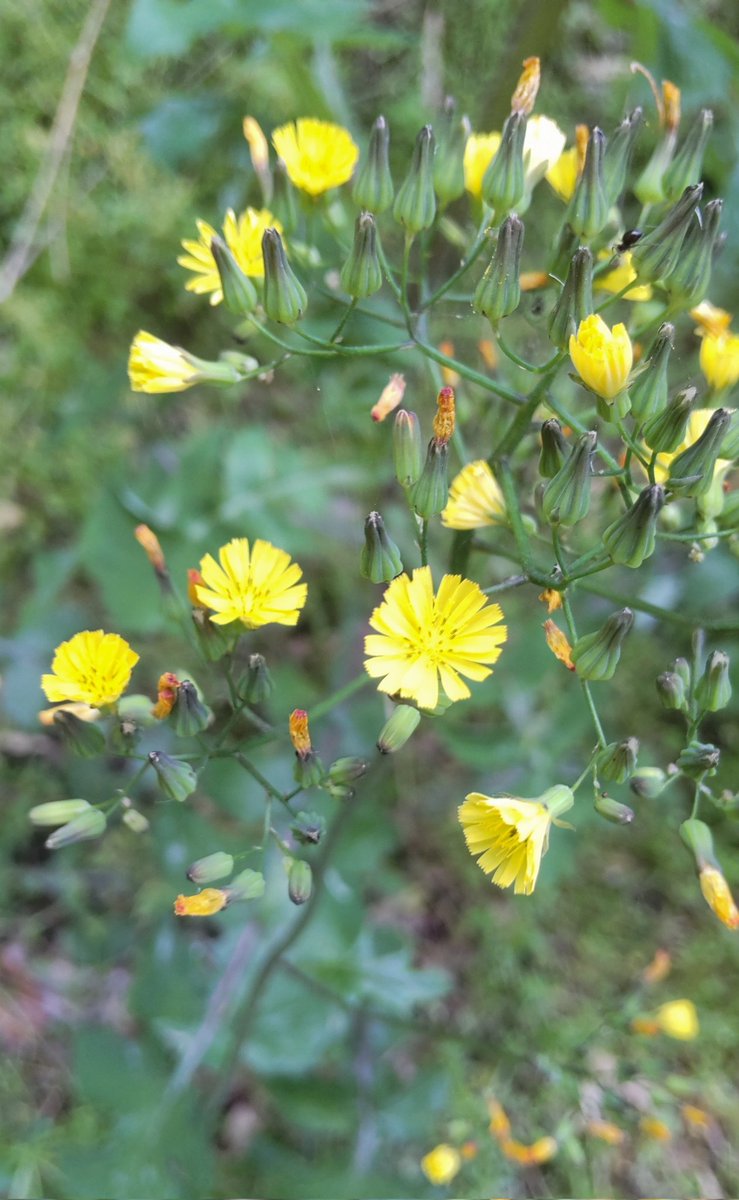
top-left (211, 234), bottom-right (258, 316)
top-left (594, 792), bottom-right (635, 824)
top-left (412, 440), bottom-right (449, 518)
top-left (148, 751), bottom-right (197, 802)
top-left (482, 111), bottom-right (526, 215)
top-left (377, 703), bottom-right (421, 753)
top-left (679, 817), bottom-right (716, 869)
top-left (598, 737), bottom-right (639, 783)
top-left (547, 246), bottom-right (593, 349)
top-left (191, 604), bottom-right (237, 661)
top-left (53, 709), bottom-right (106, 759)
top-left (656, 671), bottom-right (688, 711)
top-left (433, 97), bottom-right (469, 204)
top-left (695, 650), bottom-right (731, 712)
top-left (630, 766), bottom-right (667, 798)
top-left (224, 868), bottom-right (265, 903)
top-left (473, 213), bottom-right (524, 323)
top-left (288, 859), bottom-right (313, 905)
top-left (393, 125), bottom-right (436, 233)
top-left (240, 653), bottom-right (274, 704)
top-left (289, 710), bottom-right (324, 788)
top-left (360, 511), bottom-right (403, 583)
top-left (187, 851), bottom-right (234, 884)
top-left (631, 183), bottom-right (703, 283)
top-left (603, 484), bottom-right (665, 568)
top-left (634, 98), bottom-right (679, 206)
top-left (291, 810), bottom-right (326, 845)
top-left (538, 418), bottom-right (568, 478)
top-left (30, 798), bottom-right (92, 827)
top-left (628, 323), bottom-right (674, 422)
top-left (677, 740), bottom-right (720, 779)
top-left (393, 409), bottom-right (423, 489)
top-left (668, 407), bottom-right (733, 496)
top-left (697, 861), bottom-right (739, 929)
top-left (571, 607), bottom-right (634, 681)
top-left (602, 107), bottom-right (643, 207)
top-left (45, 807), bottom-right (106, 849)
top-left (666, 199), bottom-right (722, 308)
top-left (325, 756), bottom-right (368, 800)
top-left (674, 657), bottom-right (692, 690)
top-left (171, 680), bottom-right (210, 737)
top-left (567, 127), bottom-right (608, 239)
top-left (122, 808), bottom-right (149, 833)
top-left (271, 157), bottom-right (298, 234)
top-left (643, 386), bottom-right (695, 454)
top-left (353, 115), bottom-right (394, 213)
top-left (262, 227), bottom-right (307, 324)
top-left (542, 430), bottom-right (596, 526)
top-left (663, 109), bottom-right (713, 202)
top-left (340, 212), bottom-right (383, 299)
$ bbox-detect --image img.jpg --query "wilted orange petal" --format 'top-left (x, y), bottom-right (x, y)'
top-left (543, 619), bottom-right (575, 670)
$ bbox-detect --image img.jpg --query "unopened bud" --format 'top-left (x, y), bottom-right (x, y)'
top-left (30, 798), bottom-right (92, 827)
top-left (679, 817), bottom-right (715, 868)
top-left (602, 107), bottom-right (643, 207)
top-left (634, 116), bottom-right (678, 206)
top-left (134, 524), bottom-right (169, 583)
top-left (378, 704), bottom-right (421, 753)
top-left (240, 653), bottom-right (274, 704)
top-left (473, 213), bottom-right (524, 323)
top-left (663, 109), bottom-right (713, 202)
top-left (643, 386), bottom-right (695, 454)
top-left (288, 859), bottom-right (313, 905)
top-left (291, 810), bottom-right (326, 845)
top-left (412, 440), bottom-right (449, 518)
top-left (271, 157), bottom-right (298, 234)
top-left (262, 227), bottom-right (307, 324)
top-left (631, 183), bottom-right (703, 283)
top-left (53, 709), bottom-right (106, 758)
top-left (211, 234), bottom-right (258, 316)
top-left (541, 430), bottom-right (596, 526)
top-left (697, 862), bottom-right (739, 929)
top-left (668, 407), bottom-right (733, 496)
top-left (538, 418), bottom-right (568, 478)
top-left (148, 751), bottom-right (197, 802)
top-left (122, 808), bottom-right (149, 833)
top-left (289, 709), bottom-right (324, 788)
top-left (340, 211), bottom-right (383, 299)
top-left (325, 756), bottom-right (368, 800)
top-left (656, 671), bottom-right (688, 711)
top-left (603, 484), bottom-right (664, 568)
top-left (360, 511), bottom-right (403, 583)
top-left (628, 323), bottom-right (674, 422)
top-left (482, 111), bottom-right (526, 215)
top-left (666, 198), bottom-right (722, 308)
top-left (677, 740), bottom-right (720, 779)
top-left (171, 679), bottom-right (210, 737)
top-left (674, 657), bottom-right (692, 689)
top-left (598, 737), bottom-right (639, 783)
top-left (547, 246), bottom-right (593, 349)
top-left (187, 851), bottom-right (235, 885)
top-left (567, 126), bottom-right (608, 239)
top-left (594, 793), bottom-right (635, 824)
top-left (353, 115), bottom-right (394, 213)
top-left (695, 650), bottom-right (731, 712)
top-left (571, 607), bottom-right (634, 681)
top-left (393, 125), bottom-right (436, 233)
top-left (224, 868), bottom-right (265, 902)
top-left (393, 409), bottom-right (423, 489)
top-left (630, 766), bottom-right (667, 798)
top-left (45, 807), bottom-right (106, 849)
top-left (433, 97), bottom-right (469, 204)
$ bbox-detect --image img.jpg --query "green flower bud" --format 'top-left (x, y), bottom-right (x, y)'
top-left (433, 97), bottom-right (469, 204)
top-left (677, 740), bottom-right (720, 779)
top-left (291, 810), bottom-right (327, 845)
top-left (262, 227), bottom-right (307, 324)
top-left (53, 710), bottom-right (105, 759)
top-left (663, 109), bottom-right (713, 202)
top-left (393, 409), bottom-right (423, 489)
top-left (148, 751), bottom-right (197, 802)
top-left (287, 859), bottom-right (313, 905)
top-left (673, 657), bottom-right (692, 690)
top-left (695, 650), bottom-right (731, 712)
top-left (353, 115), bottom-right (394, 213)
top-left (719, 414), bottom-right (739, 462)
top-left (541, 430), bottom-right (596, 527)
top-left (539, 418), bottom-right (568, 478)
top-left (191, 608), bottom-right (237, 662)
top-left (571, 607), bottom-right (634, 681)
top-left (602, 107), bottom-right (643, 208)
top-left (29, 798), bottom-right (92, 827)
top-left (629, 766), bottom-right (667, 798)
top-left (412, 440), bottom-right (449, 518)
top-left (377, 703), bottom-right (421, 753)
top-left (656, 671), bottom-right (688, 711)
top-left (643, 386), bottom-right (695, 454)
top-left (271, 157), bottom-right (298, 234)
top-left (602, 484), bottom-right (665, 568)
top-left (598, 736), bottom-right (639, 783)
top-left (679, 817), bottom-right (715, 868)
top-left (122, 808), bottom-right (149, 833)
top-left (634, 126), bottom-right (678, 206)
top-left (393, 125), bottom-right (436, 233)
top-left (668, 407), bottom-right (733, 496)
top-left (211, 234), bottom-right (258, 316)
top-left (665, 198), bottom-right (722, 309)
top-left (45, 808), bottom-right (106, 849)
top-left (171, 680), bottom-right (210, 737)
top-left (187, 851), bottom-right (234, 885)
top-left (547, 246), bottom-right (593, 350)
top-left (340, 212), bottom-right (383, 299)
top-left (473, 213), bottom-right (524, 323)
top-left (225, 868), bottom-right (265, 902)
top-left (594, 793), bottom-right (635, 824)
top-left (482, 111), bottom-right (526, 215)
top-left (117, 694), bottom-right (157, 727)
top-left (628, 322), bottom-right (674, 422)
top-left (631, 183), bottom-right (703, 283)
top-left (567, 126), bottom-right (608, 239)
top-left (324, 756), bottom-right (368, 800)
top-left (360, 511), bottom-right (403, 583)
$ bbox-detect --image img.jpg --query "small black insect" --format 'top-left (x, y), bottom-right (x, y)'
top-left (616, 228), bottom-right (643, 253)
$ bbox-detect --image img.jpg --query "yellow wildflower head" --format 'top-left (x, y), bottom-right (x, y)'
top-left (364, 567), bottom-right (507, 711)
top-left (128, 331), bottom-right (200, 394)
top-left (595, 251), bottom-right (653, 302)
top-left (420, 1143), bottom-right (461, 1186)
top-left (272, 118), bottom-right (358, 196)
top-left (195, 537), bottom-right (307, 629)
top-left (464, 132), bottom-right (501, 198)
top-left (174, 888), bottom-right (229, 917)
top-left (178, 209), bottom-right (283, 303)
top-left (441, 460), bottom-right (506, 530)
top-left (654, 998), bottom-right (700, 1040)
top-left (546, 145), bottom-right (579, 202)
top-left (569, 313), bottom-right (633, 401)
top-left (699, 330), bottom-right (739, 391)
top-left (691, 300), bottom-right (732, 338)
top-left (42, 630), bottom-right (139, 709)
top-left (699, 864), bottom-right (739, 929)
top-left (458, 785), bottom-right (574, 895)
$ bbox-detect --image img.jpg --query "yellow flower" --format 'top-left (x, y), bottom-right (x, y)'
top-left (364, 566), bottom-right (507, 711)
top-left (195, 537), bottom-right (307, 629)
top-left (178, 208), bottom-right (283, 303)
top-left (699, 330), bottom-right (739, 391)
top-left (243, 115), bottom-right (269, 173)
top-left (546, 145), bottom-right (579, 201)
top-left (691, 300), bottom-right (732, 338)
top-left (652, 408), bottom-right (732, 484)
top-left (654, 999), bottom-right (700, 1040)
top-left (458, 785), bottom-right (573, 895)
top-left (464, 132), bottom-right (501, 198)
top-left (128, 331), bottom-right (201, 394)
top-left (488, 1098), bottom-right (512, 1140)
top-left (699, 864), bottom-right (739, 929)
top-left (441, 460), bottom-right (507, 530)
top-left (569, 313), bottom-right (633, 400)
top-left (174, 888), bottom-right (228, 917)
top-left (523, 115), bottom-right (566, 189)
top-left (586, 1119), bottom-right (625, 1146)
top-left (642, 948), bottom-right (672, 985)
top-left (38, 701), bottom-right (100, 726)
top-left (639, 1116), bottom-right (672, 1142)
top-left (272, 118), bottom-right (358, 196)
top-left (681, 1103), bottom-right (711, 1132)
top-left (501, 1136), bottom-right (558, 1166)
top-left (41, 630), bottom-right (139, 708)
top-left (420, 1144), bottom-right (461, 1186)
top-left (595, 251), bottom-right (653, 302)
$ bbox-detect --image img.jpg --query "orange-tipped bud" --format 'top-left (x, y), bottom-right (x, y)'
top-left (370, 373), bottom-right (406, 422)
top-left (511, 56), bottom-right (541, 116)
top-left (152, 672), bottom-right (181, 719)
top-left (433, 386), bottom-right (456, 446)
top-left (187, 568), bottom-right (207, 608)
top-left (174, 888), bottom-right (229, 916)
top-left (289, 709), bottom-right (312, 760)
top-left (662, 80), bottom-right (681, 132)
top-left (543, 619), bottom-right (575, 670)
top-left (135, 524), bottom-right (167, 576)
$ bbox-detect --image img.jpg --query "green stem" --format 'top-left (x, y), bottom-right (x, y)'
top-left (413, 337), bottom-right (523, 406)
top-left (494, 460), bottom-right (551, 584)
top-left (555, 541), bottom-right (608, 749)
top-left (419, 518), bottom-right (429, 566)
top-left (294, 326), bottom-right (410, 356)
top-left (234, 751), bottom-right (294, 810)
top-left (329, 298), bottom-right (357, 343)
top-left (493, 357), bottom-right (565, 459)
top-left (495, 328), bottom-right (562, 374)
top-left (400, 233), bottom-right (414, 325)
top-left (420, 213), bottom-right (492, 311)
top-left (376, 237), bottom-right (402, 303)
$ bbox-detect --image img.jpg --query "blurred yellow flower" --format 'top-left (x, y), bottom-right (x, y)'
top-left (586, 1119), bottom-right (625, 1146)
top-left (458, 786), bottom-right (573, 895)
top-left (463, 117), bottom-right (565, 200)
top-left (639, 1116), bottom-right (672, 1141)
top-left (691, 300), bottom-right (732, 338)
top-left (441, 460), bottom-right (507, 530)
top-left (501, 1136), bottom-right (558, 1165)
top-left (595, 251), bottom-right (653, 302)
top-left (243, 115), bottom-right (269, 173)
top-left (128, 331), bottom-right (201, 394)
top-left (699, 330), bottom-right (739, 391)
top-left (464, 132), bottom-right (501, 198)
top-left (42, 631), bottom-right (139, 708)
top-left (195, 538), bottom-right (307, 629)
top-left (570, 313), bottom-right (633, 401)
top-left (654, 999), bottom-right (700, 1040)
top-left (699, 864), bottom-right (739, 929)
top-left (174, 888), bottom-right (228, 917)
top-left (546, 145), bottom-right (579, 201)
top-left (178, 208), bottom-right (282, 303)
top-left (420, 1143), bottom-right (461, 1185)
top-left (488, 1098), bottom-right (512, 1140)
top-left (272, 118), bottom-right (358, 196)
top-left (38, 701), bottom-right (100, 726)
top-left (642, 947), bottom-right (671, 985)
top-left (364, 566), bottom-right (507, 711)
top-left (681, 1103), bottom-right (711, 1132)
top-left (652, 408), bottom-right (732, 484)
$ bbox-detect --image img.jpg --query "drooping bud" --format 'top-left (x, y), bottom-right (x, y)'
top-left (656, 671), bottom-right (688, 711)
top-left (546, 246), bottom-right (593, 349)
top-left (223, 868), bottom-right (265, 903)
top-left (631, 183), bottom-right (703, 283)
top-left (393, 125), bottom-right (436, 233)
top-left (598, 737), bottom-right (639, 783)
top-left (291, 810), bottom-right (326, 845)
top-left (665, 198), bottom-right (722, 308)
top-left (393, 409), bottom-right (423, 489)
top-left (668, 407), bottom-right (733, 496)
top-left (371, 373), bottom-right (406, 423)
top-left (541, 430), bottom-right (597, 526)
top-left (134, 524), bottom-right (172, 594)
top-left (30, 798), bottom-right (92, 826)
top-left (211, 234), bottom-right (258, 316)
top-left (377, 703), bottom-right (421, 753)
top-left (360, 511), bottom-right (403, 583)
top-left (473, 213), bottom-right (524, 323)
top-left (174, 888), bottom-right (229, 917)
top-left (571, 607), bottom-right (634, 681)
top-left (677, 740), bottom-right (720, 779)
top-left (433, 97), bottom-right (469, 204)
top-left (602, 107), bottom-right (643, 207)
top-left (629, 766), bottom-right (667, 798)
top-left (287, 859), bottom-right (313, 905)
top-left (567, 127), bottom-right (608, 240)
top-left (353, 115), bottom-right (394, 213)
top-left (45, 807), bottom-right (106, 849)
top-left (602, 484), bottom-right (665, 568)
top-left (594, 793), bottom-right (635, 824)
top-left (171, 680), bottom-right (211, 737)
top-left (412, 388), bottom-right (455, 519)
top-left (240, 653), bottom-right (274, 704)
top-left (187, 851), bottom-right (235, 885)
top-left (148, 751), bottom-right (197, 802)
top-left (695, 650), bottom-right (731, 712)
top-left (663, 109), bottom-right (713, 202)
top-left (538, 418), bottom-right (568, 478)
top-left (340, 211), bottom-right (383, 299)
top-left (262, 227), bottom-right (307, 324)
top-left (628, 323), bottom-right (674, 422)
top-left (482, 111), bottom-right (526, 215)
top-left (325, 756), bottom-right (369, 800)
top-left (271, 157), bottom-right (298, 235)
top-left (643, 386), bottom-right (695, 454)
top-left (289, 709), bottom-right (324, 788)
top-left (52, 709), bottom-right (106, 758)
